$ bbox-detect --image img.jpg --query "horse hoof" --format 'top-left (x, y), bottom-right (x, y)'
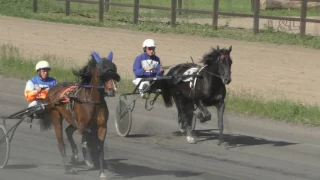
top-left (218, 141), bottom-right (226, 146)
top-left (199, 117), bottom-right (211, 123)
top-left (65, 169), bottom-right (78, 175)
top-left (179, 128), bottom-right (185, 133)
top-left (84, 159), bottom-right (94, 169)
top-left (71, 155), bottom-right (79, 165)
top-left (100, 172), bottom-right (107, 180)
top-left (186, 136), bottom-right (196, 144)
top-left (178, 122), bottom-right (186, 134)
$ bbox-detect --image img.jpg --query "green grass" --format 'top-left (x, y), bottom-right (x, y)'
top-left (0, 0), bottom-right (319, 49)
top-left (0, 44), bottom-right (134, 92)
top-left (0, 44), bottom-right (76, 82)
top-left (1, 44), bottom-right (320, 126)
top-left (225, 88), bottom-right (320, 126)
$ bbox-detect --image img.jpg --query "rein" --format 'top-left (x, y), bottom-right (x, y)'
top-left (57, 83), bottom-right (107, 105)
top-left (177, 64), bottom-right (221, 79)
top-left (81, 85), bottom-right (105, 89)
top-left (75, 85), bottom-right (106, 104)
top-left (176, 52), bottom-right (230, 80)
top-left (202, 68), bottom-right (221, 79)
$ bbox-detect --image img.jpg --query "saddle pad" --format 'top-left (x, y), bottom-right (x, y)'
top-left (182, 67), bottom-right (199, 82)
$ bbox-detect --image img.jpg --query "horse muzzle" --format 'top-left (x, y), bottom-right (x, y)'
top-left (222, 76), bottom-right (231, 85)
top-left (105, 88), bottom-right (116, 97)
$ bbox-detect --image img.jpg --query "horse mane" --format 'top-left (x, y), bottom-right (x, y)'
top-left (72, 53), bottom-right (118, 84)
top-left (97, 57), bottom-right (118, 76)
top-left (72, 54), bottom-right (97, 84)
top-left (199, 47), bottom-right (230, 66)
top-left (199, 48), bottom-right (220, 66)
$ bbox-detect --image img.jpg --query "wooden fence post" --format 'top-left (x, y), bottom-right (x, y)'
top-left (171, 0), bottom-right (177, 26)
top-left (178, 0), bottom-right (182, 15)
top-left (99, 0), bottom-right (104, 23)
top-left (66, 0), bottom-right (71, 16)
top-left (213, 0), bottom-right (219, 29)
top-left (105, 0), bottom-right (110, 12)
top-left (33, 0), bottom-right (37, 13)
top-left (253, 0), bottom-right (260, 34)
top-left (300, 0), bottom-right (307, 38)
top-left (133, 0), bottom-right (139, 24)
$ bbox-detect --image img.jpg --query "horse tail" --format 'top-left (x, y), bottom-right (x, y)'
top-left (38, 109), bottom-right (53, 131)
top-left (40, 106), bottom-right (54, 131)
top-left (38, 97), bottom-right (54, 131)
top-left (160, 80), bottom-right (173, 108)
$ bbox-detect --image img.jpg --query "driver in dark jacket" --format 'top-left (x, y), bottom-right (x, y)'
top-left (133, 39), bottom-right (163, 97)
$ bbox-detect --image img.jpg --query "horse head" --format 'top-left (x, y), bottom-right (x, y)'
top-left (73, 51), bottom-right (120, 97)
top-left (201, 46), bottom-right (233, 84)
top-left (93, 51), bottom-right (120, 97)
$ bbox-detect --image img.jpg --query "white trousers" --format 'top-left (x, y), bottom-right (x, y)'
top-left (132, 78), bottom-right (150, 92)
top-left (28, 100), bottom-right (45, 115)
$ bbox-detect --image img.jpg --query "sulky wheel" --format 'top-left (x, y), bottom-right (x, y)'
top-left (115, 95), bottom-right (132, 137)
top-left (0, 124), bottom-right (10, 169)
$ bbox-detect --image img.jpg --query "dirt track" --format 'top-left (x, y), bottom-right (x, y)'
top-left (2, 77), bottom-right (320, 180)
top-left (0, 16), bottom-right (319, 104)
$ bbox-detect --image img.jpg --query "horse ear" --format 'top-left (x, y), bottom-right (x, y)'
top-left (229, 46), bottom-right (232, 53)
top-left (217, 46), bottom-right (220, 51)
top-left (92, 51), bottom-right (102, 63)
top-left (106, 51), bottom-right (113, 62)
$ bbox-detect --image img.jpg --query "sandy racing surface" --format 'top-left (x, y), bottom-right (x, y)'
top-left (1, 16), bottom-right (320, 180)
top-left (0, 16), bottom-right (320, 104)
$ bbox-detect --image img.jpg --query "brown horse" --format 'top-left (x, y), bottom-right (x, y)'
top-left (39, 51), bottom-right (120, 180)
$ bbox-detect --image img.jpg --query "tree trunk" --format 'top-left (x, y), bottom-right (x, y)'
top-left (260, 0), bottom-right (320, 10)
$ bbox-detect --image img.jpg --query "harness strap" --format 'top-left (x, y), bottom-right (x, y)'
top-left (58, 85), bottom-right (105, 129)
top-left (188, 65), bottom-right (207, 98)
top-left (67, 100), bottom-right (78, 128)
top-left (59, 85), bottom-right (79, 102)
top-left (190, 65), bottom-right (207, 90)
top-left (58, 85), bottom-right (80, 128)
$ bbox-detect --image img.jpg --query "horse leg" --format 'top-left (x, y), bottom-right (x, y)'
top-left (195, 100), bottom-right (211, 123)
top-left (216, 101), bottom-right (225, 145)
top-left (51, 110), bottom-right (77, 174)
top-left (172, 94), bottom-right (187, 133)
top-left (97, 108), bottom-right (108, 180)
top-left (184, 101), bottom-right (197, 144)
top-left (65, 124), bottom-right (79, 165)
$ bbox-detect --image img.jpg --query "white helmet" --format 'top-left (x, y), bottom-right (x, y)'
top-left (142, 39), bottom-right (156, 48)
top-left (35, 60), bottom-right (50, 72)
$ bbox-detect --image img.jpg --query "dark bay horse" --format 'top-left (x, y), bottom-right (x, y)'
top-left (40, 51), bottom-right (120, 180)
top-left (161, 46), bottom-right (233, 145)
